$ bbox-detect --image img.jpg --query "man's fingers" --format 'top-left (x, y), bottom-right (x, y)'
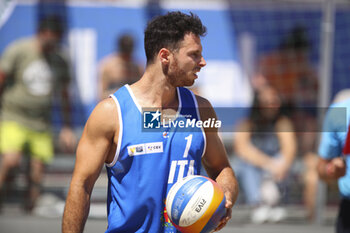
top-left (214, 208), bottom-right (232, 232)
top-left (225, 199), bottom-right (233, 209)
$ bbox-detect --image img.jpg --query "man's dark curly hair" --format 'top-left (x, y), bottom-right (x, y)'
top-left (144, 11), bottom-right (207, 65)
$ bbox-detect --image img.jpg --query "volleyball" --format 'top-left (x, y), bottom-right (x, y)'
top-left (165, 175), bottom-right (226, 233)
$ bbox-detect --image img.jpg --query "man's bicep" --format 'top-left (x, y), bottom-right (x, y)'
top-left (72, 99), bottom-right (117, 190)
top-left (196, 95), bottom-right (230, 177)
top-left (73, 133), bottom-right (108, 185)
top-left (202, 132), bottom-right (230, 179)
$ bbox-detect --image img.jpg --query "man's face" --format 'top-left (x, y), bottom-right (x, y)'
top-left (39, 29), bottom-right (62, 53)
top-left (167, 33), bottom-right (206, 87)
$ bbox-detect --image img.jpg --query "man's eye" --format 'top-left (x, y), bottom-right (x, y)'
top-left (192, 53), bottom-right (200, 58)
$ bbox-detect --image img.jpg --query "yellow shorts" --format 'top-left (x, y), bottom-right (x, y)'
top-left (0, 121), bottom-right (53, 163)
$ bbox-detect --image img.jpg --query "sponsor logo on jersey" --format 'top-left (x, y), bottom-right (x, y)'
top-left (163, 131), bottom-right (169, 138)
top-left (128, 142), bottom-right (163, 156)
top-left (146, 142), bottom-right (163, 153)
top-left (127, 144), bottom-right (145, 156)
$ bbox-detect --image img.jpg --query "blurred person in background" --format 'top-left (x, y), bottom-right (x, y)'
top-left (0, 15), bottom-right (76, 212)
top-left (258, 25), bottom-right (319, 220)
top-left (317, 94), bottom-right (350, 233)
top-left (98, 33), bottom-right (143, 100)
top-left (233, 85), bottom-right (296, 223)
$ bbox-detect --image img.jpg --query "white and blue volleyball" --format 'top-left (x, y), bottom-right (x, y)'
top-left (166, 175), bottom-right (226, 233)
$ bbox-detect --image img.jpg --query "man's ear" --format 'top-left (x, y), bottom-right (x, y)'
top-left (158, 48), bottom-right (171, 65)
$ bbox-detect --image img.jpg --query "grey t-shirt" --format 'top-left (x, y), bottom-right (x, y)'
top-left (0, 37), bottom-right (70, 131)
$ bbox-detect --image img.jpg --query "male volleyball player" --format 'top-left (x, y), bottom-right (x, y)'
top-left (62, 11), bottom-right (238, 233)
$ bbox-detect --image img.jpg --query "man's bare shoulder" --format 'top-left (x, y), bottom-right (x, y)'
top-left (87, 97), bottom-right (118, 134)
top-left (194, 94), bottom-right (212, 108)
top-left (100, 54), bottom-right (122, 65)
top-left (194, 95), bottom-right (217, 122)
top-left (92, 97), bottom-right (117, 113)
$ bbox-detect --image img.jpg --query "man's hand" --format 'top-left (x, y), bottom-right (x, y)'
top-left (325, 157), bottom-right (346, 179)
top-left (214, 192), bottom-right (233, 232)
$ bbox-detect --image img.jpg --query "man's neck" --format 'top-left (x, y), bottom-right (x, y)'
top-left (129, 66), bottom-right (179, 110)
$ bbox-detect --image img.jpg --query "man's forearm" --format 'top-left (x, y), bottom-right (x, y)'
top-left (215, 166), bottom-right (239, 206)
top-left (62, 185), bottom-right (91, 233)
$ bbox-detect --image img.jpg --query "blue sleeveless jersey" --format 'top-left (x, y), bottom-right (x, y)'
top-left (105, 85), bottom-right (206, 233)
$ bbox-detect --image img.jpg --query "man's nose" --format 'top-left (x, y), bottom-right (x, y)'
top-left (199, 56), bottom-right (206, 67)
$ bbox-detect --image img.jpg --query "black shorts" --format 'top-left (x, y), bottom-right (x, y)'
top-left (337, 198), bottom-right (350, 233)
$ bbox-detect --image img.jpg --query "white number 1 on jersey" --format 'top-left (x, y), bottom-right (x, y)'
top-left (183, 134), bottom-right (193, 158)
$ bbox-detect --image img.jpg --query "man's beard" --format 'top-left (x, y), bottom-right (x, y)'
top-left (167, 57), bottom-right (194, 87)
